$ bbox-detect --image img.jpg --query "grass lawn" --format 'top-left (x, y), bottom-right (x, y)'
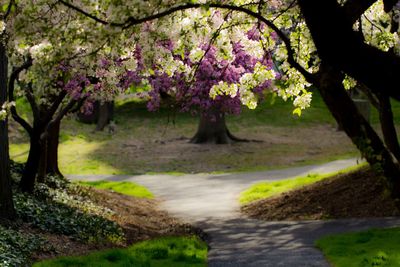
top-left (11, 90), bottom-right (397, 175)
top-left (77, 180), bottom-right (154, 198)
top-left (316, 227), bottom-right (400, 267)
top-left (33, 236), bottom-right (207, 267)
top-left (239, 164), bottom-right (364, 205)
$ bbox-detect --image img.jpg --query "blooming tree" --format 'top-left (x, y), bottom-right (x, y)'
top-left (145, 28), bottom-right (277, 143)
top-left (55, 0), bottom-right (400, 197)
top-left (1, 0), bottom-right (142, 192)
top-left (2, 0), bottom-right (400, 195)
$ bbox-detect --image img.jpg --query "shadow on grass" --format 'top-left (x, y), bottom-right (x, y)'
top-left (10, 92), bottom-right (363, 175)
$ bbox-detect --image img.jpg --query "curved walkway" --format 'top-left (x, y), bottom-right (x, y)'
top-left (69, 158), bottom-right (400, 266)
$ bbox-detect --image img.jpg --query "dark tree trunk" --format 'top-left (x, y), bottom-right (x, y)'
top-left (77, 101), bottom-right (99, 124)
top-left (378, 95), bottom-right (400, 162)
top-left (96, 101), bottom-right (114, 131)
top-left (37, 120), bottom-right (62, 181)
top-left (190, 110), bottom-right (243, 144)
top-left (0, 43), bottom-right (16, 220)
top-left (316, 64), bottom-right (400, 197)
top-left (77, 101), bottom-right (114, 131)
top-left (20, 132), bottom-right (41, 193)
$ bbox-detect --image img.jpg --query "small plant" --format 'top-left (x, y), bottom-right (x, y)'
top-left (0, 225), bottom-right (48, 267)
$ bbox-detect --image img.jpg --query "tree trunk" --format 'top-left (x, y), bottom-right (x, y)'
top-left (378, 94), bottom-right (400, 162)
top-left (316, 64), bottom-right (400, 197)
top-left (37, 120), bottom-right (63, 181)
top-left (96, 101), bottom-right (114, 131)
top-left (0, 43), bottom-right (16, 220)
top-left (190, 110), bottom-right (243, 144)
top-left (77, 101), bottom-right (114, 131)
top-left (20, 132), bottom-right (41, 193)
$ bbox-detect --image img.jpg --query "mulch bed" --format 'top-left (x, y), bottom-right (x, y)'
top-left (242, 167), bottom-right (400, 221)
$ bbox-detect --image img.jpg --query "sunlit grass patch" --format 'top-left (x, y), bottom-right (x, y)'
top-left (33, 236), bottom-right (207, 267)
top-left (316, 227), bottom-right (400, 267)
top-left (78, 180), bottom-right (154, 199)
top-left (239, 164), bottom-right (364, 205)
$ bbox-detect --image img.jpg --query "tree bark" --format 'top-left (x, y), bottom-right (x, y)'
top-left (190, 110), bottom-right (243, 144)
top-left (77, 101), bottom-right (114, 131)
top-left (377, 94), bottom-right (400, 162)
top-left (0, 43), bottom-right (16, 220)
top-left (37, 119), bottom-right (62, 181)
top-left (19, 132), bottom-right (41, 193)
top-left (298, 0), bottom-right (400, 100)
top-left (316, 64), bottom-right (400, 197)
top-left (96, 101), bottom-right (114, 131)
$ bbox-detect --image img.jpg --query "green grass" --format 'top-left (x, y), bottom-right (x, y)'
top-left (316, 227), bottom-right (400, 267)
top-left (77, 180), bottom-right (154, 199)
top-left (9, 91), bottom-right (368, 175)
top-left (239, 164), bottom-right (365, 205)
top-left (33, 236), bottom-right (207, 267)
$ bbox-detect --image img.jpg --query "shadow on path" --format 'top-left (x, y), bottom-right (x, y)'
top-left (68, 158), bottom-right (400, 266)
top-left (198, 217), bottom-right (400, 266)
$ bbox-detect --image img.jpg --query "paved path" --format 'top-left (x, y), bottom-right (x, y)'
top-left (69, 158), bottom-right (400, 266)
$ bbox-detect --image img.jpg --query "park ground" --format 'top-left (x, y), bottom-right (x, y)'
top-left (6, 92), bottom-right (400, 266)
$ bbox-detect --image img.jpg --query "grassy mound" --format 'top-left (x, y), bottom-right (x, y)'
top-left (242, 167), bottom-right (400, 220)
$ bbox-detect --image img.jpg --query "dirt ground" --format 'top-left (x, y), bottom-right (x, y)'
top-left (242, 168), bottom-right (400, 221)
top-left (86, 123), bottom-right (358, 174)
top-left (31, 188), bottom-right (204, 262)
top-left (9, 117), bottom-right (359, 174)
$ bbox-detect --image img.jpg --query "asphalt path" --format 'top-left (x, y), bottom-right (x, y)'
top-left (69, 158), bottom-right (400, 266)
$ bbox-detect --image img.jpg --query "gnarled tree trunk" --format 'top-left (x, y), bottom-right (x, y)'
top-left (190, 110), bottom-right (243, 144)
top-left (0, 43), bottom-right (16, 220)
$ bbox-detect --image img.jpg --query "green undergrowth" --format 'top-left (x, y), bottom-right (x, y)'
top-left (1, 162), bottom-right (125, 267)
top-left (15, 177), bottom-right (124, 244)
top-left (0, 225), bottom-right (49, 267)
top-left (77, 180), bottom-right (154, 199)
top-left (33, 236), bottom-right (207, 267)
top-left (239, 164), bottom-right (365, 205)
top-left (316, 227), bottom-right (400, 267)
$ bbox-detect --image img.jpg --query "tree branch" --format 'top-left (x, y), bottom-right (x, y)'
top-left (2, 0), bottom-right (14, 20)
top-left (68, 97), bottom-right (86, 114)
top-left (24, 83), bottom-right (40, 122)
top-left (8, 58), bottom-right (33, 135)
top-left (342, 0), bottom-right (377, 25)
top-left (57, 0), bottom-right (109, 25)
top-left (41, 97), bottom-right (77, 141)
top-left (59, 1), bottom-right (313, 81)
top-left (42, 90), bottom-right (67, 124)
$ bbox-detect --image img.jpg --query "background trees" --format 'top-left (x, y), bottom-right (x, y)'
top-left (2, 0), bottom-right (400, 218)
